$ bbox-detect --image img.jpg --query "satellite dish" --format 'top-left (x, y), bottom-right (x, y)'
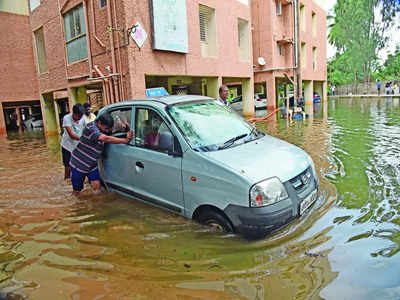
top-left (257, 57), bottom-right (266, 66)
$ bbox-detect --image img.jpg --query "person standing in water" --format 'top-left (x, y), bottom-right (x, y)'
top-left (61, 104), bottom-right (86, 180)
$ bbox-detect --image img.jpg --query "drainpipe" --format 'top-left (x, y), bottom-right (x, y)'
top-left (106, 0), bottom-right (120, 102)
top-left (108, 80), bottom-right (115, 104)
top-left (292, 0), bottom-right (298, 70)
top-left (112, 0), bottom-right (125, 100)
top-left (94, 65), bottom-right (113, 105)
top-left (294, 0), bottom-right (302, 99)
top-left (57, 0), bottom-right (70, 82)
top-left (83, 0), bottom-right (93, 77)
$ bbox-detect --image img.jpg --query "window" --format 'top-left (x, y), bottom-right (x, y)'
top-left (276, 0), bottom-right (282, 16)
top-left (135, 108), bottom-right (173, 152)
top-left (238, 18), bottom-right (249, 61)
top-left (300, 4), bottom-right (305, 31)
top-left (109, 108), bottom-right (132, 137)
top-left (30, 0), bottom-right (40, 11)
top-left (301, 42), bottom-right (306, 68)
top-left (63, 4), bottom-right (88, 63)
top-left (199, 4), bottom-right (217, 57)
top-left (312, 11), bottom-right (317, 36)
top-left (277, 44), bottom-right (283, 56)
top-left (34, 27), bottom-right (48, 73)
top-left (312, 47), bottom-right (317, 70)
top-left (99, 0), bottom-right (107, 8)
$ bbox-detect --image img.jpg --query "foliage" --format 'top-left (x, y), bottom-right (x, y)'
top-left (328, 0), bottom-right (400, 84)
top-left (378, 45), bottom-right (400, 79)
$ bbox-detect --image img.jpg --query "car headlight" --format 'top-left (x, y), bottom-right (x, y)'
top-left (249, 177), bottom-right (288, 207)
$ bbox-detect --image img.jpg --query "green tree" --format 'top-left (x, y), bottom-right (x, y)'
top-left (329, 0), bottom-right (400, 84)
top-left (380, 45), bottom-right (400, 79)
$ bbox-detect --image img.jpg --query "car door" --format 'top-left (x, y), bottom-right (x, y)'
top-left (126, 106), bottom-right (184, 214)
top-left (101, 106), bottom-right (134, 188)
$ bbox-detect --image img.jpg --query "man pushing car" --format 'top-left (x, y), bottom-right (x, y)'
top-left (69, 112), bottom-right (133, 196)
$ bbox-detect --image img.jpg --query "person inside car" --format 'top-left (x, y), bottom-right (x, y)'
top-left (145, 114), bottom-right (162, 148)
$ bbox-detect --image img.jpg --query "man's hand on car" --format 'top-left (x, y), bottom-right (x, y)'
top-left (126, 130), bottom-right (134, 142)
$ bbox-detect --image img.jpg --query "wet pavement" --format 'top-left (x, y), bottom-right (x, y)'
top-left (0, 97), bottom-right (399, 299)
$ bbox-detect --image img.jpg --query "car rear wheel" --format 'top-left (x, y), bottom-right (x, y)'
top-left (198, 210), bottom-right (234, 233)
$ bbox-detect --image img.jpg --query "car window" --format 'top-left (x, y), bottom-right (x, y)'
top-left (109, 107), bottom-right (132, 137)
top-left (168, 101), bottom-right (254, 151)
top-left (135, 108), bottom-right (174, 153)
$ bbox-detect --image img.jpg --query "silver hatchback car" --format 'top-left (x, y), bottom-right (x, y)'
top-left (98, 95), bottom-right (319, 239)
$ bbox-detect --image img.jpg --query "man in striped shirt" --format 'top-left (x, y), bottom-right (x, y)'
top-left (69, 112), bottom-right (133, 196)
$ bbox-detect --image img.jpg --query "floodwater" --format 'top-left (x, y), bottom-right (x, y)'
top-left (0, 97), bottom-right (399, 300)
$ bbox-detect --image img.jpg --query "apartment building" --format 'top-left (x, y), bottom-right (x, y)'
top-left (251, 0), bottom-right (327, 109)
top-left (25, 0), bottom-right (254, 136)
top-left (0, 0), bottom-right (40, 134)
top-left (0, 0), bottom-right (326, 135)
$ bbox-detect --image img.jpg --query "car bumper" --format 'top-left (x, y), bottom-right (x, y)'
top-left (224, 201), bottom-right (295, 239)
top-left (224, 169), bottom-right (318, 239)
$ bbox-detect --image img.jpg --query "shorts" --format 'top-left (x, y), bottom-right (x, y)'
top-left (62, 147), bottom-right (71, 167)
top-left (71, 167), bottom-right (100, 191)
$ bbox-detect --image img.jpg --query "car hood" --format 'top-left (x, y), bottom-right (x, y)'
top-left (204, 135), bottom-right (311, 183)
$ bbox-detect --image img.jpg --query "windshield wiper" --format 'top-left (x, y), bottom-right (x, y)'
top-left (218, 133), bottom-right (248, 150)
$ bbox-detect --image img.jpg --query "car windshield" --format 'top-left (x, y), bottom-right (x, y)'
top-left (168, 100), bottom-right (260, 151)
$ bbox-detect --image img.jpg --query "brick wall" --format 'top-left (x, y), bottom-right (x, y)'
top-left (0, 11), bottom-right (39, 101)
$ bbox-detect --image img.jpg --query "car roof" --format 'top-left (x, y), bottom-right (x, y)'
top-left (102, 95), bottom-right (215, 110)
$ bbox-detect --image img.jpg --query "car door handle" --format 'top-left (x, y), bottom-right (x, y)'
top-left (136, 162), bottom-right (144, 169)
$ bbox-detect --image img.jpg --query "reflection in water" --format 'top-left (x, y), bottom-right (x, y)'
top-left (0, 98), bottom-right (399, 299)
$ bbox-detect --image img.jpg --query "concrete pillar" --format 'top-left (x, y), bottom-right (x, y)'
top-left (266, 76), bottom-right (276, 110)
top-left (68, 87), bottom-right (77, 112)
top-left (15, 108), bottom-right (22, 132)
top-left (0, 104), bottom-right (6, 135)
top-left (207, 77), bottom-right (220, 99)
top-left (242, 77), bottom-right (254, 118)
top-left (54, 101), bottom-right (61, 135)
top-left (41, 93), bottom-right (59, 137)
top-left (322, 81), bottom-right (328, 102)
top-left (304, 80), bottom-right (313, 106)
top-left (77, 87), bottom-right (88, 104)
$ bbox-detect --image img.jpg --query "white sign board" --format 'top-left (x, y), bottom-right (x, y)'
top-left (150, 0), bottom-right (189, 53)
top-left (236, 0), bottom-right (248, 5)
top-left (131, 22), bottom-right (147, 48)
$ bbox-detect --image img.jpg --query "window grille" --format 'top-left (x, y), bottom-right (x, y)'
top-left (199, 6), bottom-right (210, 43)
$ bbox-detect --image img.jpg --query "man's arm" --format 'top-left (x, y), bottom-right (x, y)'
top-left (98, 130), bottom-right (134, 144)
top-left (65, 126), bottom-right (81, 141)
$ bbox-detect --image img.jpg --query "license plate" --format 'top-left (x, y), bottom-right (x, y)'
top-left (300, 190), bottom-right (318, 215)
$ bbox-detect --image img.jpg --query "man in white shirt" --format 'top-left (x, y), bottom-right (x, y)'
top-left (217, 85), bottom-right (229, 106)
top-left (61, 104), bottom-right (86, 179)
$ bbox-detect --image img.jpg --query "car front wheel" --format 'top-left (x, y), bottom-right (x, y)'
top-left (197, 210), bottom-right (234, 233)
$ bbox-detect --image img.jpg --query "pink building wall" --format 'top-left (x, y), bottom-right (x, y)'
top-left (121, 0), bottom-right (254, 98)
top-left (299, 0), bottom-right (326, 81)
top-left (29, 0), bottom-right (253, 101)
top-left (0, 11), bottom-right (39, 133)
top-left (252, 0), bottom-right (327, 109)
